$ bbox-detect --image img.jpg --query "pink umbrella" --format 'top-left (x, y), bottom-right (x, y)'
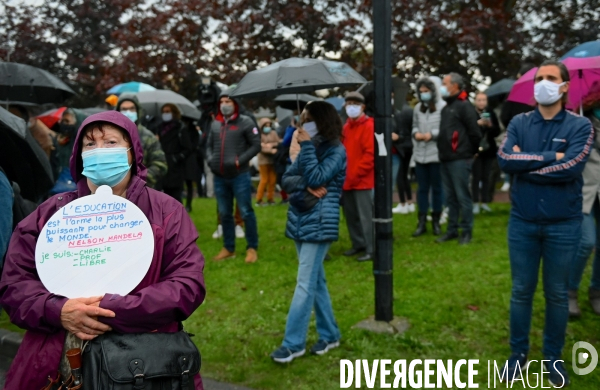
top-left (507, 56), bottom-right (600, 111)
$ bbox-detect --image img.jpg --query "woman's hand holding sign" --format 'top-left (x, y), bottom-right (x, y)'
top-left (60, 296), bottom-right (115, 340)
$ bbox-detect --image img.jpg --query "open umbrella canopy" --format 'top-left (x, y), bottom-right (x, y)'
top-left (561, 41), bottom-right (600, 60)
top-left (107, 82), bottom-right (156, 95)
top-left (0, 62), bottom-right (75, 105)
top-left (485, 78), bottom-right (516, 98)
top-left (274, 93), bottom-right (321, 111)
top-left (129, 90), bottom-right (201, 120)
top-left (325, 97), bottom-right (345, 111)
top-left (0, 106), bottom-right (54, 201)
top-left (37, 106), bottom-right (67, 129)
top-left (507, 56), bottom-right (600, 110)
top-left (230, 58), bottom-right (367, 99)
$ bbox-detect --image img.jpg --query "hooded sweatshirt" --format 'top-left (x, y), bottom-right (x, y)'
top-left (412, 77), bottom-right (447, 164)
top-left (206, 92), bottom-right (261, 178)
top-left (0, 111), bottom-right (206, 390)
top-left (117, 94), bottom-right (168, 188)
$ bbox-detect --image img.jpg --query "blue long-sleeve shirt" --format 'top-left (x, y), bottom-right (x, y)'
top-left (498, 108), bottom-right (594, 223)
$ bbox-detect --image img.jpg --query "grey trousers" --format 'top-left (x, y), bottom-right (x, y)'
top-left (343, 189), bottom-right (374, 254)
top-left (204, 159), bottom-right (214, 198)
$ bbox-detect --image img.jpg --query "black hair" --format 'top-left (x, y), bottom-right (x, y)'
top-left (304, 101), bottom-right (343, 142)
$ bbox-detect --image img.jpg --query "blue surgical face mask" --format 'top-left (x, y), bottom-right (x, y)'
top-left (263, 126), bottom-right (272, 133)
top-left (82, 147), bottom-right (132, 187)
top-left (594, 108), bottom-right (600, 120)
top-left (121, 111), bottom-right (138, 123)
top-left (420, 92), bottom-right (432, 102)
top-left (439, 86), bottom-right (450, 98)
top-left (302, 121), bottom-right (318, 138)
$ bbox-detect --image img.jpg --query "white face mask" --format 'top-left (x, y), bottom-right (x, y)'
top-left (302, 121), bottom-right (318, 138)
top-left (162, 113), bottom-right (173, 122)
top-left (534, 80), bottom-right (566, 106)
top-left (345, 105), bottom-right (362, 119)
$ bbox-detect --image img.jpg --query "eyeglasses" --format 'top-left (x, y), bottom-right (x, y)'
top-left (120, 107), bottom-right (136, 113)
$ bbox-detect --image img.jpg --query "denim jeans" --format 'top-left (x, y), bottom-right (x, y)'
top-left (569, 199), bottom-right (600, 291)
top-left (282, 241), bottom-right (341, 351)
top-left (214, 172), bottom-right (258, 252)
top-left (508, 217), bottom-right (581, 358)
top-left (440, 159), bottom-right (473, 233)
top-left (415, 162), bottom-right (443, 214)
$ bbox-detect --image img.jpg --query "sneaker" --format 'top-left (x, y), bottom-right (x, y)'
top-left (392, 204), bottom-right (409, 214)
top-left (213, 248), bottom-right (235, 261)
top-left (544, 359), bottom-right (570, 388)
top-left (356, 253), bottom-right (373, 262)
top-left (212, 224), bottom-right (223, 239)
top-left (440, 208), bottom-right (449, 224)
top-left (270, 346), bottom-right (305, 363)
top-left (501, 182), bottom-right (511, 192)
top-left (267, 201), bottom-right (276, 206)
top-left (235, 225), bottom-right (245, 239)
top-left (255, 201), bottom-right (263, 207)
top-left (500, 353), bottom-right (528, 383)
top-left (407, 203), bottom-right (415, 213)
top-left (310, 340), bottom-right (340, 355)
top-left (473, 203), bottom-right (480, 215)
top-left (245, 248), bottom-right (258, 263)
top-left (481, 203), bottom-right (492, 213)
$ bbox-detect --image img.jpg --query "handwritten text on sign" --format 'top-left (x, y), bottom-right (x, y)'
top-left (36, 186), bottom-right (154, 298)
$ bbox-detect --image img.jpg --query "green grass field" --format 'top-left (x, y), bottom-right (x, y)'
top-left (2, 199), bottom-right (599, 389)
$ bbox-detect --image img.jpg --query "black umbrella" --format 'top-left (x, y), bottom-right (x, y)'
top-left (0, 62), bottom-right (76, 105)
top-left (230, 58), bottom-right (367, 100)
top-left (0, 106), bottom-right (54, 201)
top-left (274, 93), bottom-right (322, 111)
top-left (485, 78), bottom-right (516, 98)
top-left (126, 90), bottom-right (201, 120)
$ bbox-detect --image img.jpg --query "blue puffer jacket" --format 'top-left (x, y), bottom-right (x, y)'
top-left (283, 136), bottom-right (346, 242)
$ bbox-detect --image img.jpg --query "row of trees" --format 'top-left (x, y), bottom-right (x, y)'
top-left (0, 0), bottom-right (598, 107)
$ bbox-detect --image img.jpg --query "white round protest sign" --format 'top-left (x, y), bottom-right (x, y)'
top-left (36, 185), bottom-right (154, 298)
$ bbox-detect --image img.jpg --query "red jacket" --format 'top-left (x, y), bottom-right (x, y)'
top-left (342, 114), bottom-right (375, 190)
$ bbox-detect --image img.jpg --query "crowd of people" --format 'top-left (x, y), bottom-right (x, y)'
top-left (0, 58), bottom-right (599, 389)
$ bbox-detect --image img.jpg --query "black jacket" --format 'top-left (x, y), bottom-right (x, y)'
top-left (476, 108), bottom-right (501, 158)
top-left (158, 120), bottom-right (193, 187)
top-left (393, 104), bottom-right (414, 155)
top-left (206, 111), bottom-right (261, 179)
top-left (437, 91), bottom-right (482, 161)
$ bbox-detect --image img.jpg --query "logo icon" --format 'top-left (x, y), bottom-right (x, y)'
top-left (572, 341), bottom-right (598, 375)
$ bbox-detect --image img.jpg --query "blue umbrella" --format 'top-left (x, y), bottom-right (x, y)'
top-left (107, 82), bottom-right (156, 95)
top-left (325, 97), bottom-right (345, 111)
top-left (561, 41), bottom-right (600, 60)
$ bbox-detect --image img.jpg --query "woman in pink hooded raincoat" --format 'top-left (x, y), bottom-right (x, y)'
top-left (0, 111), bottom-right (206, 389)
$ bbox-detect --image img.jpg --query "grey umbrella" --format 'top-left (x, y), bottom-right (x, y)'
top-left (0, 106), bottom-right (54, 201)
top-left (128, 90), bottom-right (201, 120)
top-left (274, 93), bottom-right (322, 111)
top-left (485, 78), bottom-right (516, 98)
top-left (230, 58), bottom-right (367, 100)
top-left (0, 62), bottom-right (76, 105)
